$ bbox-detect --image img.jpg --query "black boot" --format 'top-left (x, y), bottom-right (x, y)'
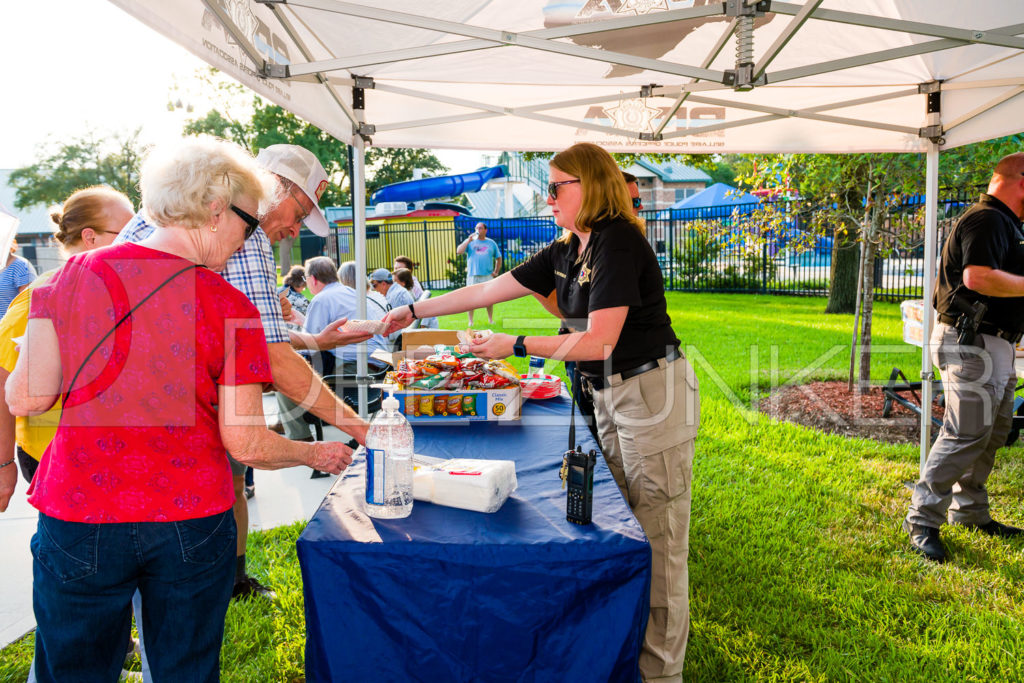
top-left (903, 520), bottom-right (947, 563)
top-left (962, 519), bottom-right (1024, 538)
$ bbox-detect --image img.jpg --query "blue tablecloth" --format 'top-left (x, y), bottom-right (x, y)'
top-left (297, 395), bottom-right (651, 682)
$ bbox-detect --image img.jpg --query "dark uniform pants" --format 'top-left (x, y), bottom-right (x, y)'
top-left (907, 323), bottom-right (1017, 528)
top-left (592, 355), bottom-right (699, 683)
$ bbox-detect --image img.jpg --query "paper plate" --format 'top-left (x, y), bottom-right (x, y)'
top-left (520, 374), bottom-right (563, 400)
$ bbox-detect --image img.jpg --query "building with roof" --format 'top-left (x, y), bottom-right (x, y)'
top-left (625, 159), bottom-right (712, 211)
top-left (0, 170), bottom-right (61, 272)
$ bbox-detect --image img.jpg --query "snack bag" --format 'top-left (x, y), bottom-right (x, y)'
top-left (479, 375), bottom-right (511, 389)
top-left (404, 395), bottom-right (419, 417)
top-left (447, 395), bottom-right (463, 416)
top-left (434, 395), bottom-right (448, 416)
top-left (419, 394), bottom-right (435, 416)
top-left (411, 373), bottom-right (447, 390)
top-left (462, 394), bottom-right (477, 416)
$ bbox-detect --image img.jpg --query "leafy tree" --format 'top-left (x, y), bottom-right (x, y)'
top-left (178, 68), bottom-right (447, 207)
top-left (9, 129), bottom-right (145, 209)
top-left (365, 148), bottom-right (448, 200)
top-left (740, 135), bottom-right (1022, 389)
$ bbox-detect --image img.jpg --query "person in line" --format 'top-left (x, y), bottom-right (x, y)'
top-left (384, 142), bottom-right (698, 682)
top-left (0, 186), bottom-right (133, 509)
top-left (454, 221), bottom-right (501, 326)
top-left (392, 255), bottom-right (423, 298)
top-left (904, 152), bottom-right (1024, 563)
top-left (7, 138), bottom-right (352, 683)
top-left (395, 267), bottom-right (438, 329)
top-left (277, 258), bottom-right (392, 446)
top-left (331, 261), bottom-right (393, 372)
top-left (278, 265), bottom-right (310, 328)
top-left (0, 240), bottom-right (37, 314)
top-left (392, 268), bottom-right (416, 297)
top-left (370, 267), bottom-right (415, 310)
top-left (624, 171), bottom-right (644, 212)
top-left (116, 143), bottom-right (371, 601)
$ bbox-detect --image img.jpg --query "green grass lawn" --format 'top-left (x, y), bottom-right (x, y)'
top-left (4, 292), bottom-right (1024, 682)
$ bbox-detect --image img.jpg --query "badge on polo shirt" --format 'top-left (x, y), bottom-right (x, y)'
top-left (577, 264), bottom-right (591, 285)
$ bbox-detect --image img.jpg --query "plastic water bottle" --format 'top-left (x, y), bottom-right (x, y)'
top-left (528, 355), bottom-right (546, 376)
top-left (364, 386), bottom-right (414, 519)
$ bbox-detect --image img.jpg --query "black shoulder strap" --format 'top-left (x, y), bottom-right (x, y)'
top-left (63, 263), bottom-right (201, 402)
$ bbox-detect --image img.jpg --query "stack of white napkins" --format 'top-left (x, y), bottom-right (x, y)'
top-left (412, 455), bottom-right (517, 513)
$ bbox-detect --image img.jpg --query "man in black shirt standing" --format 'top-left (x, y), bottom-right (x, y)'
top-left (905, 152), bottom-right (1024, 563)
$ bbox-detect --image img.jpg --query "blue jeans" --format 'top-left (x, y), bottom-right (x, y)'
top-left (30, 509), bottom-right (236, 683)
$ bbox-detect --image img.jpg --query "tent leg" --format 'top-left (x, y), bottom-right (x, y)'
top-left (919, 142), bottom-right (940, 474)
top-left (352, 135), bottom-right (369, 419)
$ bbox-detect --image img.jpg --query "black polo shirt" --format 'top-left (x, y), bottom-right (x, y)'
top-left (934, 193), bottom-right (1024, 332)
top-left (511, 217), bottom-right (679, 376)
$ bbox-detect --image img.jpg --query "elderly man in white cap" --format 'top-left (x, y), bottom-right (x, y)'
top-left (116, 143), bottom-right (371, 601)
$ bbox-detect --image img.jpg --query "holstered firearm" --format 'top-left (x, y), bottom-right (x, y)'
top-left (950, 293), bottom-right (987, 346)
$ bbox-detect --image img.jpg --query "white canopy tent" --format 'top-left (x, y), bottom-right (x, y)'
top-left (107, 0), bottom-right (1024, 461)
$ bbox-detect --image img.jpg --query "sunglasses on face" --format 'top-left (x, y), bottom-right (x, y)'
top-left (631, 197), bottom-right (643, 209)
top-left (547, 179), bottom-right (580, 199)
top-left (230, 205), bottom-right (261, 240)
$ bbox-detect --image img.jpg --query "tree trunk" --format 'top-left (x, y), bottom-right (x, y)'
top-left (857, 199), bottom-right (885, 393)
top-left (825, 217), bottom-right (861, 314)
top-left (857, 238), bottom-right (876, 392)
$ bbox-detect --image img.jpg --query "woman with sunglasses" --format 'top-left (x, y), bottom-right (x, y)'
top-left (384, 141), bottom-right (698, 682)
top-left (7, 137), bottom-right (352, 682)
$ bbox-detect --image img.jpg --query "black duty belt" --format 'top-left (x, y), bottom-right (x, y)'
top-left (937, 313), bottom-right (1023, 344)
top-left (581, 346), bottom-right (681, 392)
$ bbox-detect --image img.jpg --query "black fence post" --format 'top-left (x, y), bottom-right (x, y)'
top-left (668, 212), bottom-right (675, 291)
top-left (761, 241), bottom-right (768, 294)
top-left (423, 222), bottom-right (431, 288)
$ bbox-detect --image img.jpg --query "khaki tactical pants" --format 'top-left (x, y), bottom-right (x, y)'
top-left (907, 324), bottom-right (1017, 529)
top-left (593, 355), bottom-right (700, 683)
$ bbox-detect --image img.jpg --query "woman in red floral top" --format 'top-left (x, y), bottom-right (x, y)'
top-left (7, 138), bottom-right (352, 682)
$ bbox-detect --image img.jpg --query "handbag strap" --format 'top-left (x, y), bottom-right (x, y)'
top-left (63, 263), bottom-right (201, 402)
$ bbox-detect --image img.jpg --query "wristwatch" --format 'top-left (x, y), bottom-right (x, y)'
top-left (513, 335), bottom-right (528, 358)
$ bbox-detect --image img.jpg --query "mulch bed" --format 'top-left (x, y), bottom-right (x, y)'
top-left (760, 380), bottom-right (944, 444)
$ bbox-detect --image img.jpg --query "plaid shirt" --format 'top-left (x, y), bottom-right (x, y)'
top-left (115, 211), bottom-right (289, 344)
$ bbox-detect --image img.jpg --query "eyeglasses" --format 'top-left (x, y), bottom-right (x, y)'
top-left (547, 179), bottom-right (580, 199)
top-left (631, 197), bottom-right (643, 209)
top-left (230, 205), bottom-right (261, 240)
top-left (287, 184), bottom-right (312, 225)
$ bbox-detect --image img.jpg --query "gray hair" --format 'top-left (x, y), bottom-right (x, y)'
top-left (140, 136), bottom-right (278, 231)
top-left (338, 260), bottom-right (360, 289)
top-left (305, 256), bottom-right (339, 284)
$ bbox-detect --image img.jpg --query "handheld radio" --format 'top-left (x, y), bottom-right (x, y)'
top-left (560, 368), bottom-right (597, 525)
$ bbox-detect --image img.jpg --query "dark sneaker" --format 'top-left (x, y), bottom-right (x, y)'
top-left (903, 520), bottom-right (947, 563)
top-left (232, 575), bottom-right (277, 601)
top-left (963, 519), bottom-right (1024, 538)
top-left (244, 485), bottom-right (255, 500)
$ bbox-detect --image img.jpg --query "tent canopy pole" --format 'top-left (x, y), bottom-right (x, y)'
top-left (919, 113), bottom-right (941, 470)
top-left (352, 133), bottom-right (368, 418)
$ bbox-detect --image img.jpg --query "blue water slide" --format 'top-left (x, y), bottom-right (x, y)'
top-left (371, 166), bottom-right (508, 205)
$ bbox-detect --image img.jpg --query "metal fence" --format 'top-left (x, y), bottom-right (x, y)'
top-left (309, 189), bottom-right (980, 302)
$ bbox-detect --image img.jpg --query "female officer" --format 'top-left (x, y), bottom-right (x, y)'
top-left (384, 141), bottom-right (699, 682)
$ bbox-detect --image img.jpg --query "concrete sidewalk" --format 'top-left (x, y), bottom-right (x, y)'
top-left (0, 394), bottom-right (348, 650)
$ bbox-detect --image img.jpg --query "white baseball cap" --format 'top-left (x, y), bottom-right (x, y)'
top-left (256, 144), bottom-right (331, 237)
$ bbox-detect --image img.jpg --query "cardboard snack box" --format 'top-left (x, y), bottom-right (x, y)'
top-left (372, 329), bottom-right (522, 423)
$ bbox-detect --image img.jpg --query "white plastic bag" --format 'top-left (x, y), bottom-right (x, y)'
top-left (412, 455), bottom-right (517, 513)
